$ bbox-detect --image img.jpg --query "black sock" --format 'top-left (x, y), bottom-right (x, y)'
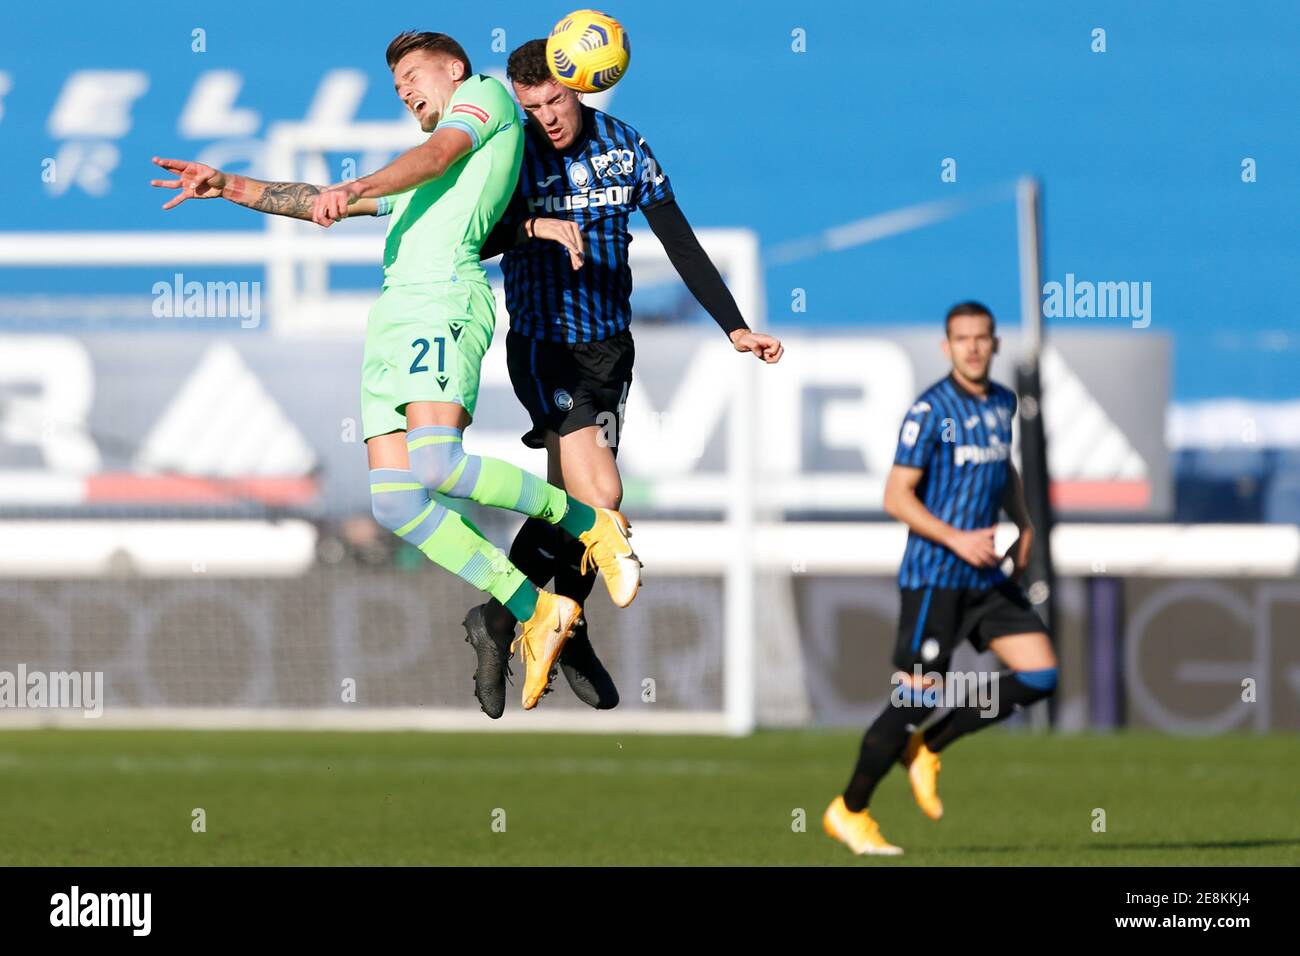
top-left (553, 529), bottom-right (599, 605)
top-left (842, 693), bottom-right (935, 812)
top-left (485, 518), bottom-right (558, 632)
top-left (922, 669), bottom-right (1058, 753)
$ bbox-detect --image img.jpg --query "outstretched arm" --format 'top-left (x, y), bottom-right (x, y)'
top-left (150, 157), bottom-right (381, 220)
top-left (642, 198), bottom-right (783, 363)
top-left (309, 127), bottom-right (473, 226)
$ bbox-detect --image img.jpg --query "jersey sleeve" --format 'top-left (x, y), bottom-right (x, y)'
top-left (436, 77), bottom-right (518, 151)
top-left (894, 399), bottom-right (941, 468)
top-left (498, 182), bottom-right (528, 229)
top-left (633, 133), bottom-right (673, 209)
top-left (373, 195), bottom-right (398, 217)
top-left (480, 186), bottom-right (527, 258)
top-left (373, 188), bottom-right (414, 218)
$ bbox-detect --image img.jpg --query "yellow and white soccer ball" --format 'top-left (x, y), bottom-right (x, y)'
top-left (546, 9), bottom-right (631, 93)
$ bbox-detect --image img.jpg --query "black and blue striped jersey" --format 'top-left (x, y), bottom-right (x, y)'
top-left (500, 104), bottom-right (673, 343)
top-left (894, 375), bottom-right (1018, 589)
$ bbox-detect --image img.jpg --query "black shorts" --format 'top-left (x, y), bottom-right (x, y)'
top-left (505, 329), bottom-right (634, 450)
top-left (893, 582), bottom-right (1046, 672)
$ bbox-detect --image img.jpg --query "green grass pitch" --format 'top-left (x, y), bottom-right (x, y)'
top-left (1, 729), bottom-right (1296, 865)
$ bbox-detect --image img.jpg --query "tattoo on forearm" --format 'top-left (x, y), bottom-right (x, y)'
top-left (251, 181), bottom-right (322, 218)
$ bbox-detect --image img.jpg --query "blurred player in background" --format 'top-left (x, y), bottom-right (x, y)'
top-left (461, 38), bottom-right (785, 719)
top-left (149, 31), bottom-right (642, 710)
top-left (823, 301), bottom-right (1057, 856)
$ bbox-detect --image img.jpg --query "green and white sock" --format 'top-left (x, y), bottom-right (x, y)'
top-left (370, 467), bottom-right (535, 615)
top-left (407, 426), bottom-right (599, 537)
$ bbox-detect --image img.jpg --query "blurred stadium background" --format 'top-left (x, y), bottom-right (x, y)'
top-left (1, 0), bottom-right (1298, 753)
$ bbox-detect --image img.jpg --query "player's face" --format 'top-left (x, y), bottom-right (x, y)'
top-left (392, 51), bottom-right (464, 132)
top-left (513, 79), bottom-right (583, 149)
top-left (943, 314), bottom-right (998, 383)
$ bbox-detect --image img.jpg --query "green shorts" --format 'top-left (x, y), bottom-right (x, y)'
top-left (360, 280), bottom-right (496, 440)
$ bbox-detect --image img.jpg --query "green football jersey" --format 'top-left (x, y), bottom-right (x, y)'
top-left (380, 74), bottom-right (523, 287)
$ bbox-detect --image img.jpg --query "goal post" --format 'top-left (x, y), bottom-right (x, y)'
top-left (1014, 177), bottom-right (1059, 727)
top-left (0, 112), bottom-right (769, 734)
top-left (8, 154), bottom-right (1268, 740)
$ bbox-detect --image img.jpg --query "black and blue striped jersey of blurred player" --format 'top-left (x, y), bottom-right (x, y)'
top-left (461, 39), bottom-right (785, 719)
top-left (823, 302), bottom-right (1058, 857)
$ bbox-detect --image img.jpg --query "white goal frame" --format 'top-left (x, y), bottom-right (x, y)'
top-left (0, 118), bottom-right (764, 734)
top-left (8, 134), bottom-right (1296, 737)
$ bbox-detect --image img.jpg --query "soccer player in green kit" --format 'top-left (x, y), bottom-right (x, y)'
top-left (150, 32), bottom-right (640, 710)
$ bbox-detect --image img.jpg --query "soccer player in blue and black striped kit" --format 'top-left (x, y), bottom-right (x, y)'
top-left (462, 39), bottom-right (784, 718)
top-left (824, 302), bottom-right (1058, 856)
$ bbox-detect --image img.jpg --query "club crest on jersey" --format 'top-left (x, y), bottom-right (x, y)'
top-left (450, 102), bottom-right (490, 123)
top-left (567, 162), bottom-right (590, 189)
top-left (553, 389), bottom-right (575, 411)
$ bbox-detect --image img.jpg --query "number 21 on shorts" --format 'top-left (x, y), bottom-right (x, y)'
top-left (410, 337), bottom-right (446, 375)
